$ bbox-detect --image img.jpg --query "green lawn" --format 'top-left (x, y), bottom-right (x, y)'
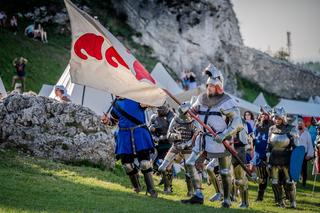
top-left (0, 150), bottom-right (319, 213)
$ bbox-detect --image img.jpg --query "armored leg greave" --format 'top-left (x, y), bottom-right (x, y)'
top-left (186, 164), bottom-right (202, 191)
top-left (207, 165), bottom-right (223, 202)
top-left (123, 163), bottom-right (141, 193)
top-left (256, 165), bottom-right (268, 201)
top-left (142, 169), bottom-right (158, 198)
top-left (185, 172), bottom-right (194, 197)
top-left (140, 160), bottom-right (158, 198)
top-left (219, 156), bottom-right (232, 208)
top-left (285, 181), bottom-right (296, 208)
top-left (128, 172), bottom-right (141, 193)
top-left (272, 183), bottom-right (284, 207)
top-left (162, 169), bottom-right (173, 194)
top-left (234, 164), bottom-right (249, 208)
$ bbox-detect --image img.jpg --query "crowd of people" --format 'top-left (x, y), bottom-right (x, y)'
top-left (0, 11), bottom-right (19, 35)
top-left (101, 63), bottom-right (320, 209)
top-left (0, 9), bottom-right (48, 42)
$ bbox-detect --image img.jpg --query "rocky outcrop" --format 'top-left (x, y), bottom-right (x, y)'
top-left (111, 0), bottom-right (320, 99)
top-left (0, 93), bottom-right (115, 169)
top-left (223, 44), bottom-right (320, 99)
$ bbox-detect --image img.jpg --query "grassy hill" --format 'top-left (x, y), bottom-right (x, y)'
top-left (0, 27), bottom-right (70, 93)
top-left (0, 150), bottom-right (319, 213)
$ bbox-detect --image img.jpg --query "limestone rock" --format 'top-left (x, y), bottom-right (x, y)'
top-left (0, 93), bottom-right (115, 169)
top-left (111, 0), bottom-right (320, 99)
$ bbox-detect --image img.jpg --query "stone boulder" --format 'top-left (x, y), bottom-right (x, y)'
top-left (0, 93), bottom-right (115, 169)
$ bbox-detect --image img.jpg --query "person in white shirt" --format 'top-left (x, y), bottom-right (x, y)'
top-left (298, 119), bottom-right (314, 187)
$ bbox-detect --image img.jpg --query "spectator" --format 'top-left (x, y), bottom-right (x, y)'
top-left (34, 23), bottom-right (48, 43)
top-left (25, 24), bottom-right (35, 38)
top-left (309, 117), bottom-right (318, 145)
top-left (12, 57), bottom-right (28, 92)
top-left (0, 11), bottom-right (7, 28)
top-left (243, 110), bottom-right (255, 130)
top-left (10, 15), bottom-right (18, 35)
top-left (298, 119), bottom-right (314, 187)
top-left (54, 85), bottom-right (71, 102)
top-left (186, 69), bottom-right (197, 90)
top-left (181, 71), bottom-right (189, 90)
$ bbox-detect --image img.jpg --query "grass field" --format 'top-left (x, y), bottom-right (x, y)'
top-left (0, 26), bottom-right (70, 93)
top-left (0, 150), bottom-right (319, 213)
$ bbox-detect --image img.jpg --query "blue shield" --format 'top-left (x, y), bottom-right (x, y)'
top-left (290, 146), bottom-right (305, 182)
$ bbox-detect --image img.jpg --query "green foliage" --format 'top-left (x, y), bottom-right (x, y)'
top-left (236, 75), bottom-right (279, 107)
top-left (0, 150), bottom-right (319, 212)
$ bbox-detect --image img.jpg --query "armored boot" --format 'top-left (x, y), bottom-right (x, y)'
top-left (272, 184), bottom-right (285, 208)
top-left (142, 171), bottom-right (158, 198)
top-left (255, 190), bottom-right (265, 202)
top-left (185, 174), bottom-right (194, 197)
top-left (207, 170), bottom-right (223, 202)
top-left (181, 164), bottom-right (204, 204)
top-left (220, 173), bottom-right (232, 208)
top-left (285, 182), bottom-right (297, 208)
top-left (162, 171), bottom-right (173, 194)
top-left (230, 180), bottom-right (237, 202)
top-left (128, 173), bottom-right (141, 193)
top-left (239, 188), bottom-right (249, 208)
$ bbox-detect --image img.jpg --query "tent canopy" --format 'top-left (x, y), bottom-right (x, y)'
top-left (48, 65), bottom-right (114, 115)
top-left (275, 99), bottom-right (320, 117)
top-left (38, 84), bottom-right (54, 97)
top-left (151, 62), bottom-right (183, 95)
top-left (253, 92), bottom-right (269, 107)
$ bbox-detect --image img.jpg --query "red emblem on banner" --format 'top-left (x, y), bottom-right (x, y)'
top-left (74, 33), bottom-right (155, 84)
top-left (74, 33), bottom-right (104, 60)
top-left (133, 60), bottom-right (156, 84)
top-left (105, 47), bottom-right (129, 69)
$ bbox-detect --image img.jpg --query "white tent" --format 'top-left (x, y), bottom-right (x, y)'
top-left (38, 84), bottom-right (54, 97)
top-left (314, 96), bottom-right (320, 104)
top-left (151, 62), bottom-right (183, 95)
top-left (227, 93), bottom-right (260, 114)
top-left (0, 77), bottom-right (7, 98)
top-left (49, 65), bottom-right (114, 115)
top-left (275, 99), bottom-right (320, 117)
top-left (308, 96), bottom-right (314, 103)
top-left (253, 92), bottom-right (269, 107)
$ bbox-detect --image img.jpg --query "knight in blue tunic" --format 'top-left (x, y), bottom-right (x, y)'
top-left (102, 97), bottom-right (157, 198)
top-left (252, 105), bottom-right (272, 202)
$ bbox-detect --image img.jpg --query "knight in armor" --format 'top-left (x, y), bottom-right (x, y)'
top-left (149, 105), bottom-right (174, 193)
top-left (101, 98), bottom-right (158, 198)
top-left (252, 105), bottom-right (273, 201)
top-left (267, 107), bottom-right (299, 208)
top-left (230, 118), bottom-right (250, 208)
top-left (181, 63), bottom-right (243, 208)
top-left (158, 102), bottom-right (198, 196)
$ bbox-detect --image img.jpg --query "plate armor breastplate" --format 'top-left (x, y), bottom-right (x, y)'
top-left (269, 133), bottom-right (290, 149)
